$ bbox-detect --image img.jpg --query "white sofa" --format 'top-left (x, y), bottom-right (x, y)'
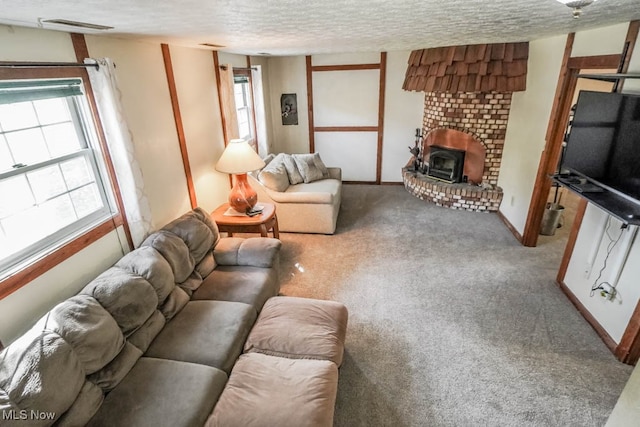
top-left (248, 154), bottom-right (342, 234)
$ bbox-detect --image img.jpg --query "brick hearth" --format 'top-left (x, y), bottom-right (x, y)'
top-left (403, 167), bottom-right (503, 212)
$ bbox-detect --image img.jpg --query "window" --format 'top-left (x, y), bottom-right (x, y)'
top-left (0, 79), bottom-right (115, 278)
top-left (233, 72), bottom-right (255, 142)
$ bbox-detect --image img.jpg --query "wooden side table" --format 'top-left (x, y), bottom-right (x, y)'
top-left (211, 202), bottom-right (279, 239)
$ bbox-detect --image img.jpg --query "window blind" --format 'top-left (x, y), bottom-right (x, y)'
top-left (0, 78), bottom-right (83, 104)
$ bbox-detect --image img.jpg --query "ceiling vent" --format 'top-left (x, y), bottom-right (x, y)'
top-left (200, 43), bottom-right (226, 49)
top-left (40, 19), bottom-right (113, 30)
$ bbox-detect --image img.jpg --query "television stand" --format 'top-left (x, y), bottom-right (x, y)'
top-left (553, 174), bottom-right (640, 226)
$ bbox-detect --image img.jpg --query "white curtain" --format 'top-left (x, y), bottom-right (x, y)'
top-left (251, 65), bottom-right (270, 156)
top-left (85, 58), bottom-right (153, 247)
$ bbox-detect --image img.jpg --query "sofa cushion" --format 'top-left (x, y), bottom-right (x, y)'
top-left (158, 286), bottom-right (190, 320)
top-left (244, 296), bottom-right (348, 366)
top-left (38, 295), bottom-right (124, 375)
top-left (115, 246), bottom-right (175, 307)
top-left (142, 230), bottom-right (195, 284)
top-left (161, 207), bottom-right (220, 264)
top-left (206, 353), bottom-right (338, 427)
top-left (266, 178), bottom-right (341, 204)
top-left (192, 266), bottom-right (279, 312)
top-left (258, 153), bottom-right (290, 192)
top-left (293, 153), bottom-right (329, 183)
top-left (87, 357), bottom-right (227, 427)
top-left (213, 237), bottom-right (281, 268)
top-left (0, 331), bottom-right (86, 425)
top-left (55, 380), bottom-right (104, 427)
top-left (81, 267), bottom-right (158, 336)
top-left (282, 153), bottom-right (304, 184)
top-left (145, 301), bottom-right (256, 374)
top-left (89, 341), bottom-right (143, 392)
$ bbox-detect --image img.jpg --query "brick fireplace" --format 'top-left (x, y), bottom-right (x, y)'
top-left (402, 42), bottom-right (528, 212)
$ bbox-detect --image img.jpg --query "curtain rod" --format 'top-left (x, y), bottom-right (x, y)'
top-left (0, 61), bottom-right (99, 70)
top-left (219, 65), bottom-right (258, 71)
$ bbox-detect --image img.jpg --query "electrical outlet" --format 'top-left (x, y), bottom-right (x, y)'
top-left (510, 196), bottom-right (515, 207)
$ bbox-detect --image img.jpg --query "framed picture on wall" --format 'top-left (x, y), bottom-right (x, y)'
top-left (281, 93), bottom-right (298, 125)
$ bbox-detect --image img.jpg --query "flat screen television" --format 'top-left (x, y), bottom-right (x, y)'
top-left (562, 90), bottom-right (640, 204)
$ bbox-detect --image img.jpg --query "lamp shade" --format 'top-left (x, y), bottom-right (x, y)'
top-left (216, 139), bottom-right (265, 174)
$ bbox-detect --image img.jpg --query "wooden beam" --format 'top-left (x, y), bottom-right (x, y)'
top-left (161, 43), bottom-right (197, 209)
top-left (556, 198), bottom-right (588, 284)
top-left (522, 33), bottom-right (575, 247)
top-left (212, 52), bottom-right (228, 146)
top-left (315, 126), bottom-right (378, 132)
top-left (246, 55), bottom-right (259, 152)
top-left (311, 63), bottom-right (380, 72)
top-left (70, 33), bottom-right (90, 61)
top-left (567, 54), bottom-right (622, 70)
top-left (212, 51), bottom-right (232, 189)
top-left (306, 55), bottom-right (315, 152)
top-left (376, 52), bottom-right (387, 185)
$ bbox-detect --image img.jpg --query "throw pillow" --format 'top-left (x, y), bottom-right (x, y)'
top-left (262, 153), bottom-right (276, 167)
top-left (293, 153), bottom-right (330, 183)
top-left (258, 154), bottom-right (290, 192)
top-left (282, 154), bottom-right (304, 185)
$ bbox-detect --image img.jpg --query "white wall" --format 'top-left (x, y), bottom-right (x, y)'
top-left (218, 51), bottom-right (249, 69)
top-left (571, 23), bottom-right (630, 57)
top-left (381, 51), bottom-right (424, 182)
top-left (168, 45), bottom-right (229, 213)
top-left (0, 24), bottom-right (76, 62)
top-left (266, 51), bottom-right (423, 182)
top-left (85, 35), bottom-right (192, 228)
top-left (267, 56), bottom-right (310, 153)
top-left (498, 34), bottom-right (566, 234)
top-left (564, 206), bottom-right (640, 342)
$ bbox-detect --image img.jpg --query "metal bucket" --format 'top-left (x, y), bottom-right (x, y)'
top-left (540, 202), bottom-right (565, 236)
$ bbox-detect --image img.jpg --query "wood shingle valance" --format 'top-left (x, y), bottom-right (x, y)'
top-left (403, 42), bottom-right (529, 93)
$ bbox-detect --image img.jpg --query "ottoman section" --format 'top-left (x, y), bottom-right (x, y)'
top-left (244, 296), bottom-right (348, 366)
top-left (206, 352), bottom-right (338, 427)
top-left (192, 265), bottom-right (279, 313)
top-left (146, 300), bottom-right (256, 374)
top-left (88, 357), bottom-right (227, 427)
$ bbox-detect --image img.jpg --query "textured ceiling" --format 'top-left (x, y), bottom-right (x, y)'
top-left (0, 0), bottom-right (639, 56)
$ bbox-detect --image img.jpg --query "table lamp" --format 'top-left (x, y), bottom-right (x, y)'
top-left (215, 139), bottom-right (266, 213)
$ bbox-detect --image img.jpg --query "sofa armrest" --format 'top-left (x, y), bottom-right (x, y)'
top-left (214, 237), bottom-right (281, 268)
top-left (327, 167), bottom-right (342, 181)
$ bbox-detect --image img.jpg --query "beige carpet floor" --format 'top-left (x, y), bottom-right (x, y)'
top-left (276, 184), bottom-right (632, 427)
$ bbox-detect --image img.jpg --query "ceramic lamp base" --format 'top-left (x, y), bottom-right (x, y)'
top-left (229, 173), bottom-right (258, 213)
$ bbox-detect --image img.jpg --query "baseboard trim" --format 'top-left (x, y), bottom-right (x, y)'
top-left (497, 209), bottom-right (523, 243)
top-left (557, 279), bottom-right (618, 353)
top-left (380, 181), bottom-right (403, 186)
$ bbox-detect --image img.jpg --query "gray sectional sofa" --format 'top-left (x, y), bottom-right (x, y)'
top-left (0, 207), bottom-right (348, 426)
